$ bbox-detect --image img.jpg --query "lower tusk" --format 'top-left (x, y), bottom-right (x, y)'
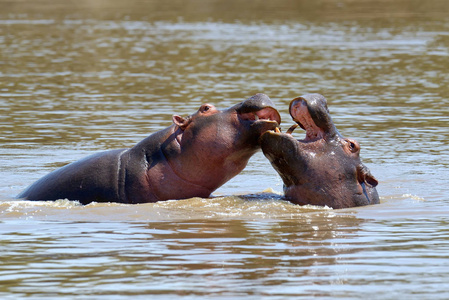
top-left (275, 127), bottom-right (281, 133)
top-left (286, 124), bottom-right (298, 134)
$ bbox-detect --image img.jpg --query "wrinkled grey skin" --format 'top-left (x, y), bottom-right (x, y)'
top-left (19, 94), bottom-right (281, 205)
top-left (260, 94), bottom-right (379, 209)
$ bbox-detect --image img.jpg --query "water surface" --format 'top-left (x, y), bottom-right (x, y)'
top-left (1, 0), bottom-right (449, 299)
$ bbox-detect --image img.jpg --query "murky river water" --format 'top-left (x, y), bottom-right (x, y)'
top-left (1, 0), bottom-right (449, 298)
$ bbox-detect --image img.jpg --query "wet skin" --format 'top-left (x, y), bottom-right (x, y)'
top-left (260, 94), bottom-right (379, 209)
top-left (19, 94), bottom-right (281, 204)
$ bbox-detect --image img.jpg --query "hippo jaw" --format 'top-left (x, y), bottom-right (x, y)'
top-left (261, 94), bottom-right (379, 209)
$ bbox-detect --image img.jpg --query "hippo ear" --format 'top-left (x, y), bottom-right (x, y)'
top-left (172, 115), bottom-right (189, 130)
top-left (357, 164), bottom-right (379, 187)
top-left (364, 172), bottom-right (378, 187)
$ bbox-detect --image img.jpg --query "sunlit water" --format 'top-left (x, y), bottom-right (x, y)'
top-left (1, 0), bottom-right (449, 299)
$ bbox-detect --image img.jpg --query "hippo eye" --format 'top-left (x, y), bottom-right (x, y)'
top-left (200, 104), bottom-right (211, 113)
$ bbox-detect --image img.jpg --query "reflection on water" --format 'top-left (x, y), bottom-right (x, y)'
top-left (1, 199), bottom-right (449, 298)
top-left (1, 0), bottom-right (449, 298)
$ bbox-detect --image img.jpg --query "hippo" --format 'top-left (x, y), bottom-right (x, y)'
top-left (19, 93), bottom-right (281, 204)
top-left (260, 94), bottom-right (379, 209)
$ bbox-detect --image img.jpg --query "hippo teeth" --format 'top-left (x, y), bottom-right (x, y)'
top-left (286, 124), bottom-right (298, 134)
top-left (253, 112), bottom-right (274, 122)
top-left (253, 107), bottom-right (282, 124)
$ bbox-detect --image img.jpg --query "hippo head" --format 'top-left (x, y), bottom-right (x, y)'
top-left (166, 93), bottom-right (281, 193)
top-left (260, 94), bottom-right (379, 209)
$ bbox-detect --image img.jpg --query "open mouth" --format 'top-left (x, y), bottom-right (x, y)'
top-left (288, 99), bottom-right (325, 141)
top-left (268, 99), bottom-right (325, 142)
top-left (240, 107), bottom-right (281, 125)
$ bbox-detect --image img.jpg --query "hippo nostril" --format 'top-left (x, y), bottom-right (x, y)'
top-left (349, 142), bottom-right (355, 151)
top-left (345, 138), bottom-right (360, 153)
